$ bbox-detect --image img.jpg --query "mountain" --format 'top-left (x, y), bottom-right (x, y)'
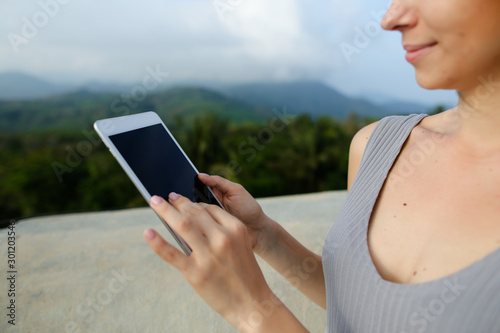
top-left (150, 87), bottom-right (272, 124)
top-left (214, 81), bottom-right (390, 119)
top-left (0, 73), bottom-right (391, 119)
top-left (79, 81), bottom-right (137, 94)
top-left (0, 72), bottom-right (73, 100)
top-left (0, 72), bottom-right (149, 101)
top-left (359, 90), bottom-right (455, 114)
top-left (3, 72), bottom-right (448, 131)
top-left (379, 101), bottom-right (435, 114)
top-left (0, 87), bottom-right (273, 132)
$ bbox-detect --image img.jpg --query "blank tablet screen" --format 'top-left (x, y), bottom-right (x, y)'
top-left (109, 124), bottom-right (220, 206)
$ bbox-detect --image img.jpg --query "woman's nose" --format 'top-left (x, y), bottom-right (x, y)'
top-left (381, 0), bottom-right (417, 31)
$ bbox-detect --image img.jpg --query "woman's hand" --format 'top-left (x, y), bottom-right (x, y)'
top-left (198, 174), bottom-right (326, 309)
top-left (143, 193), bottom-right (306, 332)
top-left (197, 174), bottom-right (277, 256)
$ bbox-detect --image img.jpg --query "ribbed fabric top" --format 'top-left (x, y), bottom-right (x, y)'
top-left (322, 114), bottom-right (500, 333)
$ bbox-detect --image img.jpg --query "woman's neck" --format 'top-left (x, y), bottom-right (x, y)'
top-left (447, 77), bottom-right (500, 158)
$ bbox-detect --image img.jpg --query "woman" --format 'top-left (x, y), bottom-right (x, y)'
top-left (143, 0), bottom-right (500, 331)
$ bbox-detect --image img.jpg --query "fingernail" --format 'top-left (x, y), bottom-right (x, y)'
top-left (151, 195), bottom-right (163, 205)
top-left (144, 229), bottom-right (156, 240)
top-left (199, 173), bottom-right (209, 178)
top-left (169, 192), bottom-right (180, 201)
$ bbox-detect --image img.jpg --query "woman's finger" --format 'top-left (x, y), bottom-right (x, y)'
top-left (198, 173), bottom-right (235, 196)
top-left (143, 228), bottom-right (189, 271)
top-left (201, 203), bottom-right (244, 231)
top-left (150, 195), bottom-right (208, 249)
top-left (167, 192), bottom-right (224, 234)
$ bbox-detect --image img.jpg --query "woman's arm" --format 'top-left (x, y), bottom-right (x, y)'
top-left (258, 216), bottom-right (326, 309)
top-left (197, 121), bottom-right (378, 309)
top-left (143, 122), bottom-right (379, 331)
top-left (199, 174), bottom-right (327, 309)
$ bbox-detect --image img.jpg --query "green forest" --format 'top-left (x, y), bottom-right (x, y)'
top-left (2, 87), bottom-right (438, 225)
top-left (0, 111), bottom-right (373, 224)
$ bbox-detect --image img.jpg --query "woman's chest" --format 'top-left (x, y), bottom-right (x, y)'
top-left (367, 152), bottom-right (500, 284)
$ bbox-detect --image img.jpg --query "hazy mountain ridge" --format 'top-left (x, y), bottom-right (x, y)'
top-left (215, 81), bottom-right (392, 119)
top-left (0, 72), bottom-right (442, 132)
top-left (0, 72), bottom-right (71, 100)
top-left (0, 86), bottom-right (274, 132)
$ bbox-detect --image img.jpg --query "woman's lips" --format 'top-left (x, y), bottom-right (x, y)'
top-left (404, 42), bottom-right (438, 63)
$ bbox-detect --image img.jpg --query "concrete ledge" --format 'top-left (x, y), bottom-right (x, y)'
top-left (0, 191), bottom-right (347, 332)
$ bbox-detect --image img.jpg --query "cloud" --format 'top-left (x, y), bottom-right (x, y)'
top-left (0, 0), bottom-right (349, 82)
top-left (0, 0), bottom-right (457, 105)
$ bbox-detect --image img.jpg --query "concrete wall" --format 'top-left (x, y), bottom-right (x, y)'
top-left (0, 191), bottom-right (347, 333)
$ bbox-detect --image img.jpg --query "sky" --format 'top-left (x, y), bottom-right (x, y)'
top-left (0, 0), bottom-right (457, 106)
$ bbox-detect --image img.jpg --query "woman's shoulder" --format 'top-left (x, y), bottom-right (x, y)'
top-left (350, 111), bottom-right (450, 157)
top-left (347, 121), bottom-right (379, 190)
top-left (347, 112), bottom-right (448, 190)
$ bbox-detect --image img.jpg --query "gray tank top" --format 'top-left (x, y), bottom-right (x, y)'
top-left (322, 114), bottom-right (500, 333)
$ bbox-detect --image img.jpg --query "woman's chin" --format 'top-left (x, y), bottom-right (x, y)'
top-left (414, 72), bottom-right (457, 91)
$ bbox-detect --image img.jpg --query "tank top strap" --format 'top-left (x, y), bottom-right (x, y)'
top-left (350, 113), bottom-right (428, 196)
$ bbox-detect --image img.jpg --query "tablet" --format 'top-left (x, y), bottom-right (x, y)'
top-left (94, 111), bottom-right (224, 255)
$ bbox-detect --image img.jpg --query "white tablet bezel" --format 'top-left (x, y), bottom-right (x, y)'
top-left (94, 111), bottom-right (223, 255)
